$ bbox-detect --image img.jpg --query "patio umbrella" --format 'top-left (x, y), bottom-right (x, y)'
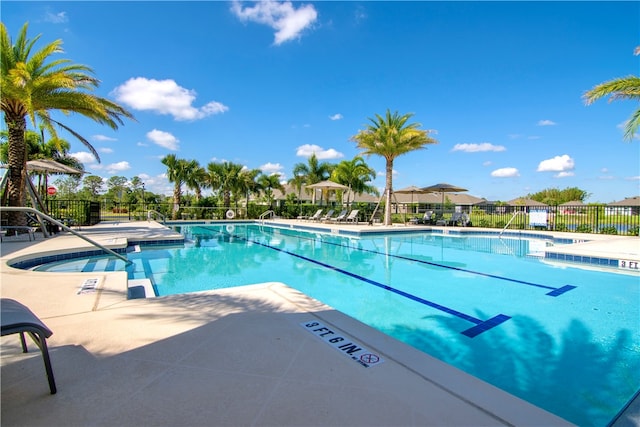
top-left (394, 185), bottom-right (429, 221)
top-left (306, 180), bottom-right (349, 205)
top-left (26, 159), bottom-right (85, 175)
top-left (421, 182), bottom-right (468, 212)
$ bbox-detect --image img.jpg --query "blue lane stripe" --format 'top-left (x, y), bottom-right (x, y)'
top-left (240, 234), bottom-right (510, 336)
top-left (274, 229), bottom-right (575, 296)
top-left (82, 258), bottom-right (98, 273)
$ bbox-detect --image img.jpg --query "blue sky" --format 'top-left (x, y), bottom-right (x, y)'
top-left (2, 1), bottom-right (639, 203)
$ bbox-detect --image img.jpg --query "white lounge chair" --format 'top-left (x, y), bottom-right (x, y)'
top-left (318, 209), bottom-right (335, 221)
top-left (330, 209), bottom-right (348, 222)
top-left (307, 209), bottom-right (324, 221)
top-left (344, 210), bottom-right (359, 223)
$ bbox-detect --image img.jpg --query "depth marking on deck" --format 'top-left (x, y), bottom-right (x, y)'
top-left (273, 229), bottom-right (577, 297)
top-left (301, 321), bottom-right (384, 368)
top-left (238, 234), bottom-right (510, 337)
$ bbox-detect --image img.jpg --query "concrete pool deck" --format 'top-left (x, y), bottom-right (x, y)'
top-left (1, 220), bottom-right (638, 426)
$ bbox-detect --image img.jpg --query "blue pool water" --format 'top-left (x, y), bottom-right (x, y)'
top-left (35, 223), bottom-right (639, 426)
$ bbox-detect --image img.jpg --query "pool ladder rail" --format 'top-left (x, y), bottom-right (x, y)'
top-left (0, 206), bottom-right (132, 266)
top-left (499, 211), bottom-right (526, 236)
top-left (259, 210), bottom-right (276, 223)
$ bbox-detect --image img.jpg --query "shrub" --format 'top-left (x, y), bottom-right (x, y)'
top-left (599, 226), bottom-right (618, 235)
top-left (575, 224), bottom-right (592, 234)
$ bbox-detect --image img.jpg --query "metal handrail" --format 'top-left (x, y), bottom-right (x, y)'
top-left (0, 206), bottom-right (131, 265)
top-left (259, 210), bottom-right (275, 223)
top-left (499, 211), bottom-right (525, 236)
top-left (147, 210), bottom-right (166, 224)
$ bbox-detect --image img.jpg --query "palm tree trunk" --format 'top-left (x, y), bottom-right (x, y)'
top-left (384, 159), bottom-right (393, 225)
top-left (5, 114), bottom-right (28, 229)
top-left (172, 184), bottom-right (181, 219)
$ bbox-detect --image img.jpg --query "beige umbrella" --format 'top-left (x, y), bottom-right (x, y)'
top-left (27, 159), bottom-right (85, 175)
top-left (306, 180), bottom-right (349, 205)
top-left (421, 182), bottom-right (468, 213)
top-left (395, 185), bottom-right (429, 220)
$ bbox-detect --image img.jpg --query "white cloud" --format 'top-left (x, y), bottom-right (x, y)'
top-left (451, 143), bottom-right (506, 153)
top-left (537, 154), bottom-right (575, 172)
top-left (537, 119), bottom-right (557, 126)
top-left (626, 176), bottom-right (640, 181)
top-left (147, 129), bottom-right (179, 151)
top-left (70, 151), bottom-right (98, 164)
top-left (92, 134), bottom-right (117, 142)
top-left (231, 0), bottom-right (318, 45)
top-left (43, 11), bottom-right (68, 23)
top-left (296, 144), bottom-right (344, 160)
top-left (112, 77), bottom-right (228, 121)
top-left (554, 171), bottom-right (575, 178)
top-left (491, 167), bottom-right (520, 178)
top-left (105, 161), bottom-right (131, 174)
top-left (260, 162), bottom-right (284, 175)
top-left (482, 161), bottom-right (492, 166)
top-left (98, 147), bottom-right (113, 154)
top-left (329, 113), bottom-right (343, 121)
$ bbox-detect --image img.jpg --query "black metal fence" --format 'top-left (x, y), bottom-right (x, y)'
top-left (32, 199), bottom-right (640, 236)
top-left (46, 199), bottom-right (100, 226)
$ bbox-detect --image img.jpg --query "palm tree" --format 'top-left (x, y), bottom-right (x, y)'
top-left (183, 160), bottom-right (206, 203)
top-left (292, 153), bottom-right (334, 203)
top-left (583, 46), bottom-right (640, 141)
top-left (206, 161), bottom-right (245, 209)
top-left (287, 173), bottom-right (306, 214)
top-left (257, 173), bottom-right (285, 208)
top-left (331, 156), bottom-right (378, 207)
top-left (351, 110), bottom-right (437, 225)
top-left (161, 154), bottom-right (191, 219)
top-left (235, 167), bottom-right (260, 217)
top-left (1, 22), bottom-right (133, 226)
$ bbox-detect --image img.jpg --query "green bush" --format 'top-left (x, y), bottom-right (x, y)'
top-left (599, 226), bottom-right (618, 235)
top-left (554, 222), bottom-right (568, 232)
top-left (575, 224), bottom-right (592, 234)
top-left (627, 226), bottom-right (639, 236)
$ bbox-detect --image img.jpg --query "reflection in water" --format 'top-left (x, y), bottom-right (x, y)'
top-left (387, 315), bottom-right (638, 427)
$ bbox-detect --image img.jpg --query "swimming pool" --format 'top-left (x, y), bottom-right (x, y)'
top-left (35, 223), bottom-right (639, 426)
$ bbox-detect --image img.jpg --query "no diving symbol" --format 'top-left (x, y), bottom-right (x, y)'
top-left (360, 353), bottom-right (380, 364)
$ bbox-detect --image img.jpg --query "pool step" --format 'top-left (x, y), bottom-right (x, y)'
top-left (127, 278), bottom-right (156, 299)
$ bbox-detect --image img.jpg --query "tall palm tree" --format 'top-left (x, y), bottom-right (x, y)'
top-left (331, 156), bottom-right (378, 207)
top-left (206, 161), bottom-right (244, 208)
top-left (235, 167), bottom-right (260, 216)
top-left (292, 153), bottom-right (334, 203)
top-left (161, 154), bottom-right (191, 219)
top-left (1, 22), bottom-right (133, 226)
top-left (183, 160), bottom-right (206, 202)
top-left (257, 173), bottom-right (285, 208)
top-left (351, 110), bottom-right (437, 225)
top-left (287, 173), bottom-right (306, 213)
top-left (583, 46), bottom-right (640, 141)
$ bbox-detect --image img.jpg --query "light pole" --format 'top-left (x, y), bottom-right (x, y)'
top-left (141, 183), bottom-right (145, 214)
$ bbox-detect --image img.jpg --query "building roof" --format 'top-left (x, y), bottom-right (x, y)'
top-left (608, 196), bottom-right (640, 206)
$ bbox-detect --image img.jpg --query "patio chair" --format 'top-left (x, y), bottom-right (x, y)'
top-left (410, 210), bottom-right (435, 225)
top-left (447, 212), bottom-right (471, 227)
top-left (307, 209), bottom-right (323, 221)
top-left (330, 209), bottom-right (348, 222)
top-left (318, 209), bottom-right (335, 222)
top-left (344, 209), bottom-right (360, 223)
top-left (1, 298), bottom-right (57, 394)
